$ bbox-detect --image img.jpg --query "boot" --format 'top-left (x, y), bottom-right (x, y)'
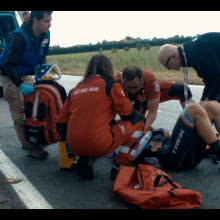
top-left (77, 157), bottom-right (94, 179)
top-left (28, 145), bottom-right (49, 159)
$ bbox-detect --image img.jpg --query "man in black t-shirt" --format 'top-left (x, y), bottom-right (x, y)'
top-left (158, 32), bottom-right (220, 105)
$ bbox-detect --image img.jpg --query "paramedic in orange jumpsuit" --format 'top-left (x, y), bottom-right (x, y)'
top-left (56, 54), bottom-right (146, 180)
top-left (115, 67), bottom-right (194, 132)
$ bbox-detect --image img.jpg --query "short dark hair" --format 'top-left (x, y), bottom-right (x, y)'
top-left (30, 11), bottom-right (53, 23)
top-left (122, 66), bottom-right (143, 81)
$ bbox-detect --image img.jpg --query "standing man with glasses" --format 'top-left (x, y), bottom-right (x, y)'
top-left (158, 32), bottom-right (220, 106)
top-left (0, 11), bottom-right (52, 159)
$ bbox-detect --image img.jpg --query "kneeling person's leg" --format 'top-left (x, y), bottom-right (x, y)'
top-left (115, 114), bottom-right (146, 164)
top-left (110, 114), bottom-right (145, 179)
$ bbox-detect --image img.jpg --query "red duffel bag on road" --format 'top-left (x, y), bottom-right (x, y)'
top-left (113, 164), bottom-right (202, 209)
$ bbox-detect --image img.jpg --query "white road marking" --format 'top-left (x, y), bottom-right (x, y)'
top-left (0, 150), bottom-right (53, 209)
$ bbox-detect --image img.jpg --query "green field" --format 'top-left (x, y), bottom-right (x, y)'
top-left (47, 46), bottom-right (204, 85)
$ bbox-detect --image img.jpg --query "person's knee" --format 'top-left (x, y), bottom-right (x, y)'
top-left (186, 102), bottom-right (206, 119)
top-left (203, 101), bottom-right (220, 115)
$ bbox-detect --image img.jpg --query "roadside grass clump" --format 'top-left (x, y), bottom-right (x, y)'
top-left (136, 43), bottom-right (144, 51)
top-left (145, 44), bottom-right (151, 50)
top-left (124, 47), bottom-right (130, 52)
top-left (111, 48), bottom-right (118, 53)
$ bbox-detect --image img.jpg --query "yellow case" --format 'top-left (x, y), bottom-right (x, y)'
top-left (58, 140), bottom-right (78, 171)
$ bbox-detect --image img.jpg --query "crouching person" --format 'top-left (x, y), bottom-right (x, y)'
top-left (56, 54), bottom-right (146, 180)
top-left (134, 101), bottom-right (220, 171)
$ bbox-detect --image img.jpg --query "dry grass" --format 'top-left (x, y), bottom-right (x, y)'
top-left (154, 71), bottom-right (204, 85)
top-left (0, 199), bottom-right (11, 205)
top-left (47, 46), bottom-right (204, 85)
top-left (0, 179), bottom-right (22, 185)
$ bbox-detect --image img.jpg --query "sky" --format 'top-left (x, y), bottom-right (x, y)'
top-left (17, 11), bottom-right (220, 47)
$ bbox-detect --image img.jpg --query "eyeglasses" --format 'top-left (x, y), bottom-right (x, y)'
top-left (165, 56), bottom-right (171, 68)
top-left (124, 82), bottom-right (141, 91)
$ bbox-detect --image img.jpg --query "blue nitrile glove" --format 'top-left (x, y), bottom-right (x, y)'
top-left (105, 151), bottom-right (118, 159)
top-left (34, 63), bottom-right (46, 72)
top-left (19, 83), bottom-right (34, 96)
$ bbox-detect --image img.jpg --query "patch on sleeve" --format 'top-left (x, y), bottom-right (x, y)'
top-left (153, 81), bottom-right (160, 92)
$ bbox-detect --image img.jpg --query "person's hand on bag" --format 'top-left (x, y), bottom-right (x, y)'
top-left (34, 63), bottom-right (46, 72)
top-left (19, 83), bottom-right (34, 96)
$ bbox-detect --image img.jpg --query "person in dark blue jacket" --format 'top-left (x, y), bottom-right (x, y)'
top-left (158, 32), bottom-right (220, 105)
top-left (0, 11), bottom-right (52, 158)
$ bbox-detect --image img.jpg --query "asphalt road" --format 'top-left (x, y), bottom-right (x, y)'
top-left (0, 75), bottom-right (220, 209)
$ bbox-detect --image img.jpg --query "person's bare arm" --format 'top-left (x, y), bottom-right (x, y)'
top-left (144, 97), bottom-right (159, 132)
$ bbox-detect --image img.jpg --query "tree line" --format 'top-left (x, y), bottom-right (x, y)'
top-left (48, 35), bottom-right (199, 56)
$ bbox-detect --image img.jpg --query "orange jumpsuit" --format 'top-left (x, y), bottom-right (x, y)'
top-left (115, 69), bottom-right (193, 117)
top-left (56, 75), bottom-right (146, 164)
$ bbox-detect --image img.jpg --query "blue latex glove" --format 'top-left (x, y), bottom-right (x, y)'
top-left (19, 83), bottom-right (34, 96)
top-left (34, 63), bottom-right (46, 72)
top-left (105, 151), bottom-right (118, 159)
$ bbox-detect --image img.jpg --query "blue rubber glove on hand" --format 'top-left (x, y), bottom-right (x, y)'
top-left (19, 83), bottom-right (34, 96)
top-left (34, 63), bottom-right (46, 72)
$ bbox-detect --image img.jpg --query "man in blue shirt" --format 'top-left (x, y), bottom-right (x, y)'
top-left (0, 11), bottom-right (52, 159)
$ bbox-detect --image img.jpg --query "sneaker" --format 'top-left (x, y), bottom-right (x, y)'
top-left (110, 159), bottom-right (136, 180)
top-left (28, 145), bottom-right (49, 159)
top-left (212, 156), bottom-right (220, 164)
top-left (205, 148), bottom-right (216, 157)
top-left (205, 134), bottom-right (220, 157)
top-left (39, 144), bottom-right (47, 149)
top-left (77, 157), bottom-right (94, 179)
top-left (21, 145), bottom-right (28, 150)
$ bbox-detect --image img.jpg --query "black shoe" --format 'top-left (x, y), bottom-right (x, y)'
top-left (77, 157), bottom-right (94, 179)
top-left (110, 160), bottom-right (136, 180)
top-left (39, 144), bottom-right (47, 149)
top-left (212, 156), bottom-right (220, 164)
top-left (205, 149), bottom-right (216, 157)
top-left (110, 160), bottom-right (121, 180)
top-left (21, 145), bottom-right (28, 150)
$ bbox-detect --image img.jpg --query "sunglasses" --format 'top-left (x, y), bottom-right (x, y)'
top-left (165, 56), bottom-right (171, 68)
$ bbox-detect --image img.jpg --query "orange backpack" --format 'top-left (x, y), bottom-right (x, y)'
top-left (24, 81), bottom-right (67, 145)
top-left (113, 164), bottom-right (202, 209)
